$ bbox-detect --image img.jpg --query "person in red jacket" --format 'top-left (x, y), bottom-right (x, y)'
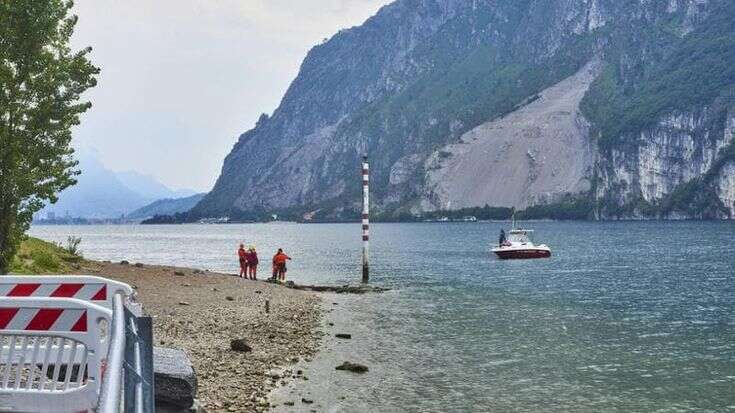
top-left (272, 248), bottom-right (291, 283)
top-left (237, 244), bottom-right (248, 278)
top-left (246, 246), bottom-right (259, 280)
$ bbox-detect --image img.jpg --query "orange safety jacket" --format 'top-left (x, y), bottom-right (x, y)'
top-left (273, 253), bottom-right (290, 265)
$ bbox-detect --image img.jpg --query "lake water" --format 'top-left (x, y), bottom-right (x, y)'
top-left (29, 222), bottom-right (735, 412)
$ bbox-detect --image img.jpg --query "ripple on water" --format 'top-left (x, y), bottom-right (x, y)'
top-left (29, 221), bottom-right (735, 412)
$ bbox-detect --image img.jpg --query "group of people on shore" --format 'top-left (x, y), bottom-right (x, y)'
top-left (237, 244), bottom-right (291, 283)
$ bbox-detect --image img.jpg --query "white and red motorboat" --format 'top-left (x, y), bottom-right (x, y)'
top-left (491, 228), bottom-right (551, 260)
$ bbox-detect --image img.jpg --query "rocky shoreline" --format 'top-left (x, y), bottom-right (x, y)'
top-left (67, 259), bottom-right (323, 412)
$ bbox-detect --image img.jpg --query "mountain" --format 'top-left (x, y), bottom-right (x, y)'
top-left (39, 151), bottom-right (197, 220)
top-left (39, 152), bottom-right (150, 219)
top-left (193, 0), bottom-right (735, 220)
top-left (116, 171), bottom-right (197, 200)
top-left (126, 193), bottom-right (206, 220)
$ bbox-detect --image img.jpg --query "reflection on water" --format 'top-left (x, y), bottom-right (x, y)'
top-left (30, 221), bottom-right (735, 411)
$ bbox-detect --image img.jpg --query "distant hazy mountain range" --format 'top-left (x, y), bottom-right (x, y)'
top-left (126, 193), bottom-right (206, 220)
top-left (38, 152), bottom-right (198, 220)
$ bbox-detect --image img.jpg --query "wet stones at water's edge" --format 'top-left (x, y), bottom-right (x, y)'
top-left (282, 282), bottom-right (390, 294)
top-left (335, 361), bottom-right (369, 374)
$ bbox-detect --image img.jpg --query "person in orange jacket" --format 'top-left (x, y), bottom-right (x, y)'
top-left (272, 248), bottom-right (291, 283)
top-left (237, 244), bottom-right (248, 278)
top-left (246, 246), bottom-right (259, 280)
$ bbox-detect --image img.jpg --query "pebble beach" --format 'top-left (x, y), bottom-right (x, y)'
top-left (71, 259), bottom-right (324, 412)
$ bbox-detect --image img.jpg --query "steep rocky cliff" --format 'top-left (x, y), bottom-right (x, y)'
top-left (582, 1), bottom-right (735, 219)
top-left (192, 0), bottom-right (735, 220)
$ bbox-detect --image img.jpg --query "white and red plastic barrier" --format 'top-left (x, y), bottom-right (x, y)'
top-left (0, 296), bottom-right (112, 412)
top-left (0, 275), bottom-right (134, 311)
top-left (0, 275), bottom-right (140, 413)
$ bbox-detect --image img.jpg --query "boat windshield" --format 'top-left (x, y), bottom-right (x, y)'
top-left (508, 231), bottom-right (532, 243)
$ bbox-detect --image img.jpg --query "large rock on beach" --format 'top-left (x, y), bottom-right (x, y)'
top-left (335, 361), bottom-right (369, 373)
top-left (154, 347), bottom-right (198, 410)
top-left (230, 338), bottom-right (252, 353)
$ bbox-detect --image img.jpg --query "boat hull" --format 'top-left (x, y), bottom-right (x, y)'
top-left (493, 248), bottom-right (551, 260)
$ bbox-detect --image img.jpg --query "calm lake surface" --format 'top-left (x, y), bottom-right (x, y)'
top-left (30, 222), bottom-right (735, 412)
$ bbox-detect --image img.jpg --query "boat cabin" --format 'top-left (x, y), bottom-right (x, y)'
top-left (508, 229), bottom-right (534, 244)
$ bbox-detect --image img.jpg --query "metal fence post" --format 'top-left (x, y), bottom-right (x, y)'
top-left (138, 316), bottom-right (155, 412)
top-left (124, 306), bottom-right (154, 413)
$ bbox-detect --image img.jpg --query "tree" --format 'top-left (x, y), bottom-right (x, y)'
top-left (0, 0), bottom-right (98, 273)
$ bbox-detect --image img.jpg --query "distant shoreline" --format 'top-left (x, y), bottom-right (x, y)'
top-left (31, 217), bottom-right (735, 227)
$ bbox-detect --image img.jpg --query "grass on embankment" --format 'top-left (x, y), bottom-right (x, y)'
top-left (9, 237), bottom-right (84, 275)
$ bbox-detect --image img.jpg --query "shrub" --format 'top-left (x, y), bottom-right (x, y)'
top-left (64, 236), bottom-right (82, 256)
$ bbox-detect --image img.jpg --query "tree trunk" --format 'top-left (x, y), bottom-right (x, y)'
top-left (0, 207), bottom-right (18, 275)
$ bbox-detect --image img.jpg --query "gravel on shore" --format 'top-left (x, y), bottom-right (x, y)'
top-left (72, 260), bottom-right (322, 412)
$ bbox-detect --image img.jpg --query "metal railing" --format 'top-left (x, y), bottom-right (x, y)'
top-left (0, 276), bottom-right (153, 413)
top-left (98, 294), bottom-right (125, 412)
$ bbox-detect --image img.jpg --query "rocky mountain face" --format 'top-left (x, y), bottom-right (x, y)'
top-left (193, 0), bottom-right (735, 220)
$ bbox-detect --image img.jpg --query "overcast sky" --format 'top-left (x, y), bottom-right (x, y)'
top-left (70, 0), bottom-right (392, 191)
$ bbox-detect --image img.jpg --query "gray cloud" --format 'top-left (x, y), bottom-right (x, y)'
top-left (70, 0), bottom-right (392, 191)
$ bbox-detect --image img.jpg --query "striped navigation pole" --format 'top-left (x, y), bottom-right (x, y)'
top-left (361, 155), bottom-right (370, 283)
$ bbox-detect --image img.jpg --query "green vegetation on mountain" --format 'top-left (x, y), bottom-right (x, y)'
top-left (581, 1), bottom-right (735, 150)
top-left (517, 195), bottom-right (597, 221)
top-left (570, 1), bottom-right (735, 218)
top-left (375, 205), bottom-right (513, 222)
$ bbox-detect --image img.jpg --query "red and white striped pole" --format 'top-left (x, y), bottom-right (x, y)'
top-left (361, 155), bottom-right (370, 283)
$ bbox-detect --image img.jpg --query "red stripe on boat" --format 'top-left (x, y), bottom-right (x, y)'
top-left (494, 250), bottom-right (551, 260)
